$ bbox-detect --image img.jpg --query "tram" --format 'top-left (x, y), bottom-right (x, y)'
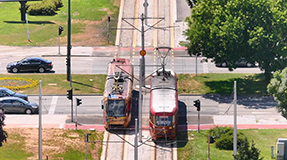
top-left (101, 58), bottom-right (134, 129)
top-left (149, 68), bottom-right (178, 140)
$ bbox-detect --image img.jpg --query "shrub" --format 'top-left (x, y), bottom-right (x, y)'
top-left (25, 0), bottom-right (63, 15)
top-left (0, 111), bottom-right (7, 147)
top-left (215, 130), bottom-right (246, 150)
top-left (208, 126), bottom-right (233, 141)
top-left (234, 137), bottom-right (263, 160)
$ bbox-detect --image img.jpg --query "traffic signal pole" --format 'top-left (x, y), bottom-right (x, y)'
top-left (194, 99), bottom-right (201, 133)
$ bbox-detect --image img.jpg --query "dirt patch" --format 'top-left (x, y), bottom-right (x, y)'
top-left (71, 20), bottom-right (108, 46)
top-left (4, 128), bottom-right (103, 159)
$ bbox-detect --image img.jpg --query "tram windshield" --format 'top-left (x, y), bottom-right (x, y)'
top-left (107, 99), bottom-right (125, 117)
top-left (155, 116), bottom-right (172, 126)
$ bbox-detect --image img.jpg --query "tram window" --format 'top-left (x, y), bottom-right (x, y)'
top-left (155, 116), bottom-right (172, 126)
top-left (108, 100), bottom-right (125, 117)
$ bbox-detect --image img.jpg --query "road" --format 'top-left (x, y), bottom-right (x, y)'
top-left (5, 94), bottom-right (280, 127)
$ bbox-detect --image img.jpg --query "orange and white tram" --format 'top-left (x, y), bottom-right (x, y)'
top-left (149, 68), bottom-right (178, 140)
top-left (101, 58), bottom-right (134, 129)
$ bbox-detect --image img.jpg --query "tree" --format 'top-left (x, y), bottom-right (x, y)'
top-left (234, 137), bottom-right (263, 160)
top-left (183, 0), bottom-right (287, 82)
top-left (186, 0), bottom-right (196, 8)
top-left (267, 67), bottom-right (287, 118)
top-left (0, 110), bottom-right (7, 147)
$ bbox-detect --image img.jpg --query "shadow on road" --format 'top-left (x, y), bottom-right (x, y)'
top-left (202, 94), bottom-right (277, 109)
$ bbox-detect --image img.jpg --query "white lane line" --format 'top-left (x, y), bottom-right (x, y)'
top-left (48, 96), bottom-right (58, 115)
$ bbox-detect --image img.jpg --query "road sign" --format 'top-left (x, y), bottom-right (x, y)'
top-left (140, 50), bottom-right (146, 56)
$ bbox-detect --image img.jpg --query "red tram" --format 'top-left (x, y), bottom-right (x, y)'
top-left (149, 68), bottom-right (178, 140)
top-left (101, 58), bottom-right (134, 129)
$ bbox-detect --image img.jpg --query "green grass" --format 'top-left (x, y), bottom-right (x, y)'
top-left (178, 73), bottom-right (268, 95)
top-left (0, 132), bottom-right (33, 160)
top-left (0, 128), bottom-right (104, 160)
top-left (0, 73), bottom-right (269, 95)
top-left (0, 0), bottom-right (119, 46)
top-left (0, 74), bottom-right (106, 95)
top-left (178, 129), bottom-right (287, 160)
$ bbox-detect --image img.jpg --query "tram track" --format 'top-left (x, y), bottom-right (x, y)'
top-left (101, 0), bottom-right (178, 159)
top-left (154, 141), bottom-right (176, 160)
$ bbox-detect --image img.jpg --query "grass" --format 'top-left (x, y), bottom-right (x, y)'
top-left (178, 73), bottom-right (268, 95)
top-left (0, 74), bottom-right (106, 95)
top-left (0, 0), bottom-right (119, 46)
top-left (0, 128), bottom-right (104, 160)
top-left (0, 73), bottom-right (269, 95)
top-left (0, 132), bottom-right (33, 159)
top-left (177, 129), bottom-right (287, 160)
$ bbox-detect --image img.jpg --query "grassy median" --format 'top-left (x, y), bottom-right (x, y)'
top-left (0, 73), bottom-right (268, 95)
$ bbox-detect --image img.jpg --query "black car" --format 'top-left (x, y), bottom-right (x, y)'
top-left (0, 87), bottom-right (28, 101)
top-left (0, 97), bottom-right (39, 114)
top-left (215, 58), bottom-right (255, 67)
top-left (6, 57), bottom-right (53, 73)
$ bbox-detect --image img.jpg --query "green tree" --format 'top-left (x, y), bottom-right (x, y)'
top-left (234, 137), bottom-right (263, 160)
top-left (267, 67), bottom-right (287, 118)
top-left (183, 0), bottom-right (287, 82)
top-left (0, 110), bottom-right (7, 147)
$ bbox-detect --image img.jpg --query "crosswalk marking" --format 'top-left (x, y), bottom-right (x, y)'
top-left (48, 96), bottom-right (58, 115)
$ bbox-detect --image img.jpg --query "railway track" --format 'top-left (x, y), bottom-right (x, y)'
top-left (101, 0), bottom-right (178, 159)
top-left (101, 130), bottom-right (177, 160)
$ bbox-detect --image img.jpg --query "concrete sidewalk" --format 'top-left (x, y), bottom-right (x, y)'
top-left (4, 114), bottom-right (287, 130)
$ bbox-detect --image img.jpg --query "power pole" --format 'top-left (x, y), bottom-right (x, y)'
top-left (233, 81), bottom-right (237, 159)
top-left (67, 0), bottom-right (71, 81)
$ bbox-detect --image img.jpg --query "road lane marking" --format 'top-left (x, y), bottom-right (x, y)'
top-left (48, 96), bottom-right (58, 115)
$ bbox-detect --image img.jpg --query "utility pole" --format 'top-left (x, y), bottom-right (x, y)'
top-left (67, 0), bottom-right (71, 81)
top-left (120, 15), bottom-right (164, 142)
top-left (233, 81), bottom-right (237, 159)
top-left (38, 80), bottom-right (42, 160)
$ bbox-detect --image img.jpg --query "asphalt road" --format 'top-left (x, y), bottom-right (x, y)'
top-left (5, 94), bottom-right (278, 127)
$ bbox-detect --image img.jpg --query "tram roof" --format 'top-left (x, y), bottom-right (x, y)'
top-left (104, 58), bottom-right (133, 98)
top-left (150, 89), bottom-right (178, 114)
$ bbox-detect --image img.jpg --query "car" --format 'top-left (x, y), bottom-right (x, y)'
top-left (0, 87), bottom-right (28, 101)
top-left (215, 58), bottom-right (255, 67)
top-left (0, 97), bottom-right (39, 114)
top-left (6, 57), bottom-right (53, 73)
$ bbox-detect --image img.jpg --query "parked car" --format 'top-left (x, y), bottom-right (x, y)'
top-left (0, 97), bottom-right (39, 114)
top-left (215, 58), bottom-right (255, 67)
top-left (6, 57), bottom-right (53, 73)
top-left (0, 87), bottom-right (28, 101)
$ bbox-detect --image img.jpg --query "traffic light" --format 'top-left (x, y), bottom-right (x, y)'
top-left (194, 99), bottom-right (200, 111)
top-left (59, 26), bottom-right (64, 35)
top-left (67, 89), bottom-right (73, 100)
top-left (66, 57), bottom-right (70, 66)
top-left (76, 98), bottom-right (82, 106)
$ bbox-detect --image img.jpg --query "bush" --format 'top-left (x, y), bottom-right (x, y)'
top-left (0, 111), bottom-right (7, 147)
top-left (215, 130), bottom-right (246, 150)
top-left (208, 126), bottom-right (233, 141)
top-left (234, 137), bottom-right (263, 160)
top-left (25, 0), bottom-right (63, 15)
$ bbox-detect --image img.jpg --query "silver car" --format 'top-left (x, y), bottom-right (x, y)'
top-left (0, 97), bottom-right (39, 114)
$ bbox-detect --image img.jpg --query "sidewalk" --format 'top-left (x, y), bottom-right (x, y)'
top-left (4, 114), bottom-right (287, 131)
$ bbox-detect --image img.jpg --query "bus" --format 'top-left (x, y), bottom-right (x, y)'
top-left (101, 58), bottom-right (134, 129)
top-left (149, 68), bottom-right (178, 140)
